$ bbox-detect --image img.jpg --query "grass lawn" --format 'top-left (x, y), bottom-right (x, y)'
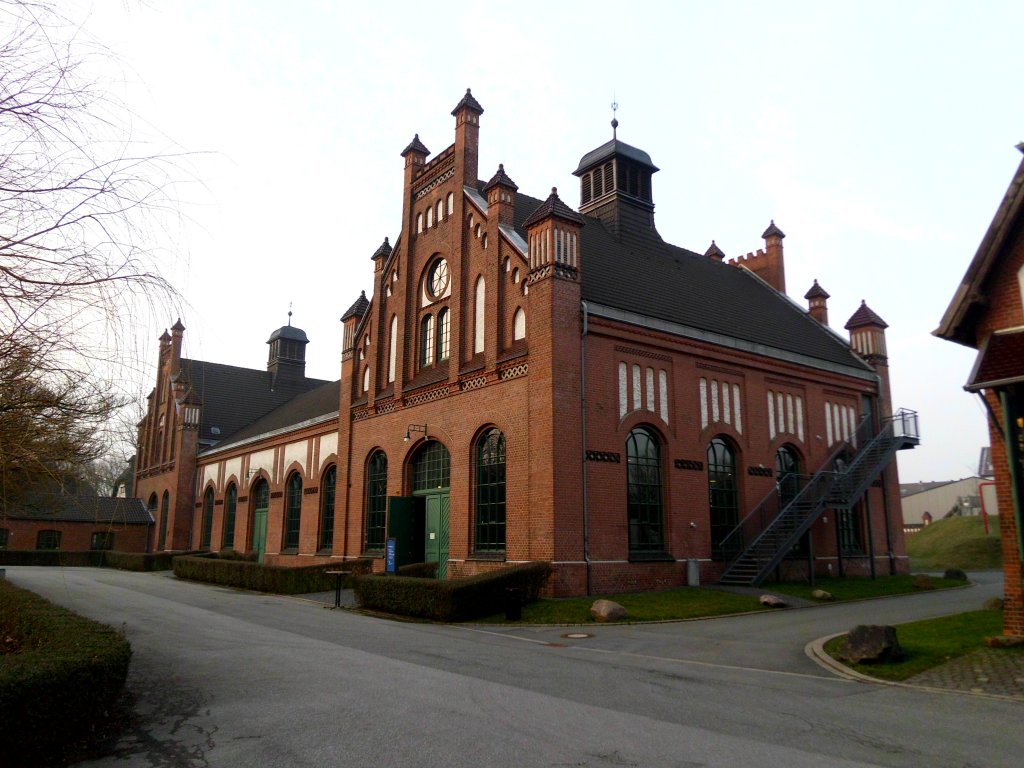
top-left (824, 609), bottom-right (1022, 681)
top-left (473, 587), bottom-right (765, 624)
top-left (907, 515), bottom-right (1002, 571)
top-left (770, 574), bottom-right (966, 602)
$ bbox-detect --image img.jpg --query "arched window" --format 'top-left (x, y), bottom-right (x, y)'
top-left (362, 366), bottom-right (370, 392)
top-left (475, 429), bottom-right (506, 552)
top-left (223, 484), bottom-right (237, 549)
top-left (474, 275), bottom-right (485, 354)
top-left (446, 191), bottom-right (454, 215)
top-left (426, 206), bottom-right (433, 228)
top-left (412, 440), bottom-right (450, 491)
top-left (775, 446), bottom-right (801, 506)
top-left (627, 427), bottom-right (664, 553)
top-left (201, 488), bottom-right (214, 549)
top-left (365, 451), bottom-right (388, 551)
top-left (708, 438), bottom-right (739, 556)
top-left (513, 308), bottom-right (526, 341)
top-left (420, 314), bottom-right (434, 367)
top-left (416, 212), bottom-right (423, 233)
top-left (159, 491), bottom-right (169, 550)
top-left (436, 200), bottom-right (444, 223)
top-left (284, 473), bottom-right (302, 551)
top-left (436, 308), bottom-right (450, 361)
top-left (388, 315), bottom-right (397, 383)
top-left (320, 466), bottom-right (336, 551)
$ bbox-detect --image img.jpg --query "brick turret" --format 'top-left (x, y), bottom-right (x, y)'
top-left (728, 220), bottom-right (786, 293)
top-left (452, 88), bottom-right (483, 186)
top-left (804, 280), bottom-right (830, 325)
top-left (483, 163), bottom-right (517, 226)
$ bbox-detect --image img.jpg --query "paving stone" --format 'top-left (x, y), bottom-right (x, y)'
top-left (909, 649), bottom-right (1024, 699)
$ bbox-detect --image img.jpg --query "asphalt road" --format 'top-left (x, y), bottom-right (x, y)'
top-left (5, 567), bottom-right (1018, 768)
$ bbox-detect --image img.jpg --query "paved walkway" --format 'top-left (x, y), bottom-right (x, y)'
top-left (907, 647), bottom-right (1024, 700)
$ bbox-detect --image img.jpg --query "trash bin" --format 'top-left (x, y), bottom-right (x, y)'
top-left (504, 587), bottom-right (523, 621)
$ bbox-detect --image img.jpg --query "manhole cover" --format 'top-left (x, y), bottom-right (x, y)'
top-left (562, 632), bottom-right (592, 639)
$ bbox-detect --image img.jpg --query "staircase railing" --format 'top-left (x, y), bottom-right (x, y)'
top-left (718, 408), bottom-right (919, 586)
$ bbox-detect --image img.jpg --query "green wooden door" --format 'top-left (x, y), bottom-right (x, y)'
top-left (253, 507), bottom-right (268, 563)
top-left (423, 493), bottom-right (450, 579)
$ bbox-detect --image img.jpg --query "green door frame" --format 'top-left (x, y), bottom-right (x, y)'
top-left (413, 488), bottom-right (449, 578)
top-left (252, 505), bottom-right (268, 563)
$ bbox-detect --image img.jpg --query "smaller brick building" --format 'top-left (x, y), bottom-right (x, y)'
top-left (0, 481), bottom-right (152, 553)
top-left (935, 143), bottom-right (1024, 637)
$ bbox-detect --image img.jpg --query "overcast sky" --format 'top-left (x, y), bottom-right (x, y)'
top-left (74, 0), bottom-right (1023, 484)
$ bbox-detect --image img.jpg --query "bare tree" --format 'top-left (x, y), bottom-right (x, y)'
top-left (0, 1), bottom-right (183, 513)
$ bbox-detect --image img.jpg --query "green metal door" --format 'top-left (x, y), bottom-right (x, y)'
top-left (423, 492), bottom-right (450, 578)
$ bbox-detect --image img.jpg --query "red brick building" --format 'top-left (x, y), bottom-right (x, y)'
top-left (135, 90), bottom-right (915, 596)
top-left (936, 144), bottom-right (1024, 637)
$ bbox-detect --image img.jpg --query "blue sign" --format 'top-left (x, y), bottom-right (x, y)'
top-left (385, 538), bottom-right (397, 574)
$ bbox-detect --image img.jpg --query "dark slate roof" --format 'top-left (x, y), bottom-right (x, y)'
top-left (845, 300), bottom-right (888, 330)
top-left (371, 236), bottom-right (392, 260)
top-left (522, 187), bottom-right (584, 228)
top-left (574, 138), bottom-right (659, 175)
top-left (7, 493), bottom-right (152, 525)
top-left (171, 318), bottom-right (186, 332)
top-left (762, 220), bottom-right (786, 239)
top-left (451, 88), bottom-right (484, 116)
top-left (201, 379), bottom-right (340, 450)
top-left (267, 324), bottom-right (309, 343)
top-left (804, 280), bottom-right (830, 300)
top-left (177, 358), bottom-right (330, 444)
top-left (505, 188), bottom-right (872, 374)
top-left (341, 291), bottom-right (369, 321)
top-left (483, 163), bottom-right (518, 193)
top-left (401, 133), bottom-right (429, 157)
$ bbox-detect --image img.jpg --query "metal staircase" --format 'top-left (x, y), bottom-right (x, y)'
top-left (718, 409), bottom-right (919, 586)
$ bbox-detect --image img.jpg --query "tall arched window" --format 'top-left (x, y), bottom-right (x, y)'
top-left (365, 451), bottom-right (388, 551)
top-left (708, 438), bottom-right (739, 556)
top-left (159, 491), bottom-right (169, 550)
top-left (513, 308), bottom-right (526, 341)
top-left (416, 212), bottom-right (423, 233)
top-left (319, 466), bottom-right (336, 552)
top-left (412, 440), bottom-right (451, 491)
top-left (223, 484), bottom-right (237, 549)
top-left (436, 308), bottom-right (450, 361)
top-left (775, 446), bottom-right (801, 506)
top-left (201, 488), bottom-right (214, 549)
top-left (362, 366), bottom-right (370, 392)
top-left (475, 429), bottom-right (506, 552)
top-left (420, 314), bottom-right (434, 367)
top-left (284, 473), bottom-right (303, 551)
top-left (474, 275), bottom-right (485, 354)
top-left (446, 191), bottom-right (454, 215)
top-left (627, 427), bottom-right (664, 553)
top-left (388, 315), bottom-right (398, 383)
top-left (436, 200), bottom-right (444, 223)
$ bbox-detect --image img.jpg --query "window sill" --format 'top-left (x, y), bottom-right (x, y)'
top-left (468, 552), bottom-right (506, 561)
top-left (279, 549), bottom-right (298, 555)
top-left (627, 551), bottom-right (674, 563)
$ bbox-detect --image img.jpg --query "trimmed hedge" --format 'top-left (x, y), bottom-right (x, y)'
top-left (0, 549), bottom-right (103, 567)
top-left (398, 560), bottom-right (439, 579)
top-left (354, 561), bottom-right (553, 622)
top-left (102, 550), bottom-right (177, 571)
top-left (173, 555), bottom-right (374, 594)
top-left (0, 580), bottom-right (132, 767)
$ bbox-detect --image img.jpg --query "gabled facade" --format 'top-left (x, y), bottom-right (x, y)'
top-left (138, 91), bottom-right (914, 596)
top-left (935, 144), bottom-right (1024, 637)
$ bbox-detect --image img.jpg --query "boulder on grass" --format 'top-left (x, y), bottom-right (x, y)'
top-left (912, 573), bottom-right (934, 590)
top-left (943, 568), bottom-right (968, 581)
top-left (590, 599), bottom-right (628, 622)
top-left (759, 594), bottom-right (788, 608)
top-left (811, 589), bottom-right (835, 601)
top-left (983, 597), bottom-right (1005, 611)
top-left (839, 625), bottom-right (904, 664)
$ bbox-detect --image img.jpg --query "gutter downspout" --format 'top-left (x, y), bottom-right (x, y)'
top-left (581, 300), bottom-right (592, 596)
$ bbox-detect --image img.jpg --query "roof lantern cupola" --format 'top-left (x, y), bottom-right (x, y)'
top-left (705, 240), bottom-right (725, 262)
top-left (341, 291), bottom-right (370, 363)
top-left (266, 310), bottom-right (309, 387)
top-left (572, 107), bottom-right (660, 239)
top-left (371, 236), bottom-right (392, 271)
top-left (804, 279), bottom-right (830, 325)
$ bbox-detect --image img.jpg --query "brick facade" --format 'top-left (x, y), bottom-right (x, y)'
top-left (935, 147), bottom-right (1024, 637)
top-left (136, 91), bottom-right (911, 597)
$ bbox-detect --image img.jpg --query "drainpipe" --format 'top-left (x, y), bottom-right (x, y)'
top-left (581, 300), bottom-right (592, 596)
